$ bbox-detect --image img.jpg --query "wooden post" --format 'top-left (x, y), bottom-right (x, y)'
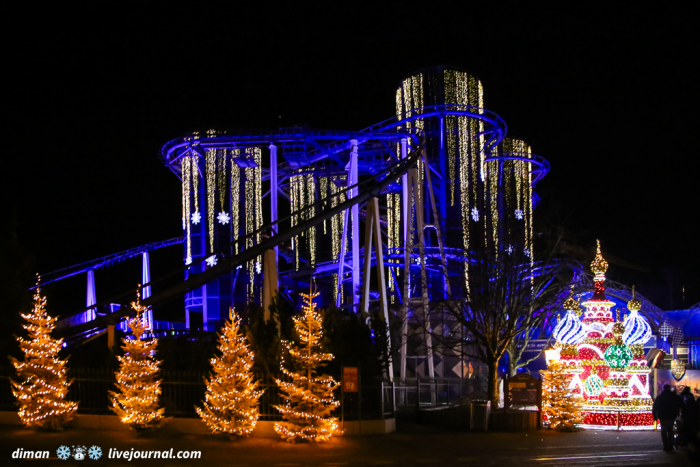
top-left (107, 324), bottom-right (116, 352)
top-left (262, 249), bottom-right (278, 324)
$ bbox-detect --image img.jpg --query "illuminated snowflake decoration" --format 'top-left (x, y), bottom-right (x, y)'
top-left (470, 207), bottom-right (479, 222)
top-left (523, 247), bottom-right (531, 257)
top-left (255, 261), bottom-right (262, 274)
top-left (415, 257), bottom-right (421, 265)
top-left (217, 211), bottom-right (230, 225)
top-left (206, 255), bottom-right (218, 267)
top-left (185, 256), bottom-right (193, 266)
top-left (191, 211), bottom-right (201, 224)
top-left (515, 209), bottom-right (524, 220)
top-left (57, 446), bottom-right (71, 460)
top-left (506, 245), bottom-right (514, 255)
top-left (88, 446), bottom-right (102, 460)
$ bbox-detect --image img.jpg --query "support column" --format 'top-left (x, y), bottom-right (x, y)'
top-left (263, 249), bottom-right (278, 323)
top-left (86, 269), bottom-right (96, 323)
top-left (142, 252), bottom-right (152, 330)
top-left (350, 139), bottom-right (360, 309)
top-left (269, 144), bottom-right (279, 264)
top-left (400, 138), bottom-right (410, 381)
top-left (412, 168), bottom-right (436, 384)
top-left (358, 197), bottom-right (393, 381)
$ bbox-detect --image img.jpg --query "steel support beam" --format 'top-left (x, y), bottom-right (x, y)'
top-left (142, 252), bottom-right (152, 330)
top-left (360, 197), bottom-right (393, 380)
top-left (86, 269), bottom-right (96, 323)
top-left (350, 140), bottom-right (360, 309)
top-left (400, 138), bottom-right (410, 381)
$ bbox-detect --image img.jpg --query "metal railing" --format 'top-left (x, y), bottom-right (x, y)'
top-left (0, 367), bottom-right (388, 421)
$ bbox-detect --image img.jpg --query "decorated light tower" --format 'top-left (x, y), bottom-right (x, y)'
top-left (553, 241), bottom-right (654, 429)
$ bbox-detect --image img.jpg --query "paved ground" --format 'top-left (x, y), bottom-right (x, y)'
top-left (0, 423), bottom-right (694, 467)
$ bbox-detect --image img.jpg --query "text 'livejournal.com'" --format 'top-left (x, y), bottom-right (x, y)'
top-left (11, 446), bottom-right (201, 461)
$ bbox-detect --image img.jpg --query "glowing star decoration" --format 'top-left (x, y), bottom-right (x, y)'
top-left (10, 275), bottom-right (78, 429)
top-left (206, 255), bottom-right (218, 267)
top-left (622, 286), bottom-right (652, 345)
top-left (217, 211), bottom-right (230, 225)
top-left (196, 308), bottom-right (264, 436)
top-left (470, 207), bottom-right (479, 222)
top-left (109, 287), bottom-right (165, 430)
top-left (514, 209), bottom-right (524, 220)
top-left (274, 291), bottom-right (341, 442)
top-left (553, 287), bottom-right (586, 345)
top-left (584, 370), bottom-right (604, 397)
top-left (191, 211), bottom-right (201, 225)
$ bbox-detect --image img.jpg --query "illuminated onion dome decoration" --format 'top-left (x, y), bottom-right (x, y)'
top-left (553, 286), bottom-right (586, 345)
top-left (623, 287), bottom-right (652, 345)
top-left (553, 241), bottom-right (654, 430)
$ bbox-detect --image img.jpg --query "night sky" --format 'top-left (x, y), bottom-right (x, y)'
top-left (4, 2), bottom-right (698, 319)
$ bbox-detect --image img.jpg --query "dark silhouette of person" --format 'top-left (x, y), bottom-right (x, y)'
top-left (653, 384), bottom-right (682, 451)
top-left (678, 386), bottom-right (698, 449)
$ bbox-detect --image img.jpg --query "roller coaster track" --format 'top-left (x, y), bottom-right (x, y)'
top-left (57, 105), bottom-right (509, 338)
top-left (59, 135), bottom-right (429, 338)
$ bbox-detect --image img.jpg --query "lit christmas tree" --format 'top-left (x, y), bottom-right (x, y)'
top-left (541, 360), bottom-right (584, 431)
top-left (274, 291), bottom-right (341, 442)
top-left (196, 308), bottom-right (264, 436)
top-left (10, 276), bottom-right (78, 430)
top-left (552, 241), bottom-right (654, 429)
top-left (109, 287), bottom-right (165, 430)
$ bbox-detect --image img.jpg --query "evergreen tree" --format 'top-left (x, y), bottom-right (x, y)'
top-left (10, 277), bottom-right (78, 430)
top-left (274, 291), bottom-right (340, 442)
top-left (196, 308), bottom-right (264, 436)
top-left (541, 362), bottom-right (583, 431)
top-left (109, 288), bottom-right (164, 430)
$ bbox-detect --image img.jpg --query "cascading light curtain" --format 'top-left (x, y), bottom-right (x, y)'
top-left (244, 147), bottom-right (262, 301)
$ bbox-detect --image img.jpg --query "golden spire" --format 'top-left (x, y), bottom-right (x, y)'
top-left (590, 239), bottom-right (608, 276)
top-left (627, 285), bottom-right (642, 312)
top-left (563, 285), bottom-right (582, 315)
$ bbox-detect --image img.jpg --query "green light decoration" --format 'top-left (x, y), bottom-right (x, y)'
top-left (584, 372), bottom-right (604, 397)
top-left (603, 344), bottom-right (633, 369)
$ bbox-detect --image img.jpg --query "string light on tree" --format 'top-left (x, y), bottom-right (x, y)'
top-left (10, 276), bottom-right (78, 429)
top-left (541, 359), bottom-right (584, 431)
top-left (109, 286), bottom-right (165, 430)
top-left (274, 291), bottom-right (341, 442)
top-left (196, 308), bottom-right (264, 436)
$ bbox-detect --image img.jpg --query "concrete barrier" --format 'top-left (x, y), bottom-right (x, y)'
top-left (0, 411), bottom-right (395, 437)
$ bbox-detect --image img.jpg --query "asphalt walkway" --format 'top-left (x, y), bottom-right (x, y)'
top-left (0, 423), bottom-right (694, 466)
